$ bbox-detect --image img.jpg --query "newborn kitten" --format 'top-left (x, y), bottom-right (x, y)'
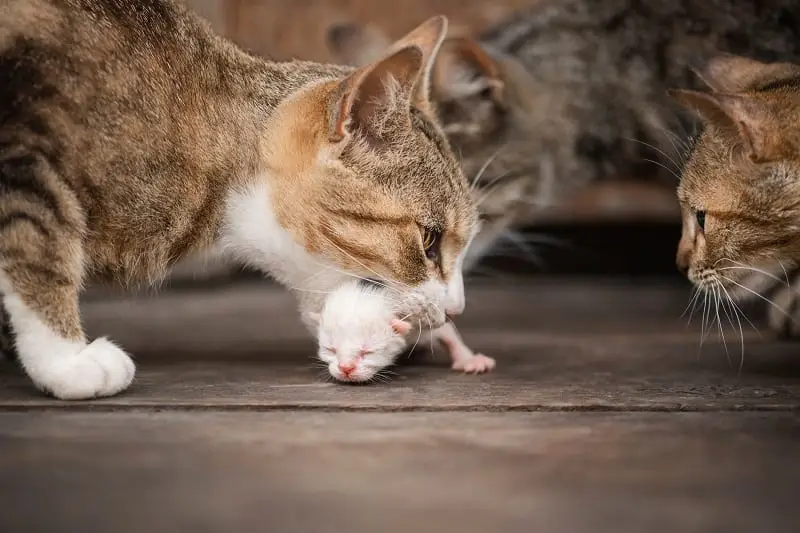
top-left (327, 0), bottom-right (800, 317)
top-left (669, 53), bottom-right (800, 336)
top-left (0, 2), bottom-right (478, 399)
top-left (307, 281), bottom-right (412, 382)
top-left (308, 280), bottom-right (495, 382)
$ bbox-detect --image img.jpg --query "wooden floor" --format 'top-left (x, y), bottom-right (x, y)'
top-left (1, 278), bottom-right (799, 533)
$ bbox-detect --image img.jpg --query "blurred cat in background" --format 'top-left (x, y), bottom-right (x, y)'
top-left (327, 0), bottom-right (800, 333)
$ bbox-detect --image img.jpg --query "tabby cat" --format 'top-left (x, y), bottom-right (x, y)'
top-left (0, 1), bottom-right (477, 399)
top-left (670, 53), bottom-right (800, 337)
top-left (327, 0), bottom-right (800, 329)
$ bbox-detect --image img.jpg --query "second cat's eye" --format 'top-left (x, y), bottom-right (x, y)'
top-left (421, 227), bottom-right (442, 262)
top-left (695, 210), bottom-right (706, 230)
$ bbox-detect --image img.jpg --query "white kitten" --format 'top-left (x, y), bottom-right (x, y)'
top-left (308, 280), bottom-right (495, 383)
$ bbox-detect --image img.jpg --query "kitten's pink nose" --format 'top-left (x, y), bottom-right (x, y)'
top-left (338, 362), bottom-right (356, 377)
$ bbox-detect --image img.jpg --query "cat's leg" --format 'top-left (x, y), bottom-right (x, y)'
top-left (431, 322), bottom-right (495, 373)
top-left (0, 248), bottom-right (135, 400)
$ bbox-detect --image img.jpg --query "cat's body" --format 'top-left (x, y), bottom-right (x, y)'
top-left (0, 1), bottom-right (478, 399)
top-left (327, 0), bottom-right (800, 328)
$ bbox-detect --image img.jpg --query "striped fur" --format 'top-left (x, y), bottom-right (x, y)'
top-left (328, 0), bottom-right (800, 267)
top-left (672, 54), bottom-right (800, 337)
top-left (0, 2), bottom-right (477, 398)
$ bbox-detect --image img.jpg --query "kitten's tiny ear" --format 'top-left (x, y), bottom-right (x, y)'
top-left (329, 45), bottom-right (424, 143)
top-left (693, 52), bottom-right (800, 93)
top-left (668, 89), bottom-right (783, 163)
top-left (433, 36), bottom-right (504, 103)
top-left (390, 318), bottom-right (412, 336)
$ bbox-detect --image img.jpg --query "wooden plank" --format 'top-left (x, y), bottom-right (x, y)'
top-left (1, 281), bottom-right (797, 410)
top-left (0, 411), bottom-right (797, 533)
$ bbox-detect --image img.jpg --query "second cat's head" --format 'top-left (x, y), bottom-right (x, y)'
top-left (669, 53), bottom-right (800, 292)
top-left (259, 16), bottom-right (478, 324)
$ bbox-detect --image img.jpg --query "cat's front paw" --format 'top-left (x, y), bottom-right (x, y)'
top-left (35, 338), bottom-right (136, 400)
top-left (768, 283), bottom-right (800, 339)
top-left (452, 353), bottom-right (496, 374)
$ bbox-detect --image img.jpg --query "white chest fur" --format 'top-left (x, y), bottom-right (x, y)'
top-left (219, 180), bottom-right (349, 322)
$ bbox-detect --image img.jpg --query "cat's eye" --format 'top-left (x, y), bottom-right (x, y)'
top-left (695, 210), bottom-right (706, 230)
top-left (421, 227), bottom-right (442, 261)
top-left (325, 346), bottom-right (337, 354)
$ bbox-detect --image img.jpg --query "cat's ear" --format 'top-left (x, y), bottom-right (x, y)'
top-left (390, 318), bottom-right (412, 336)
top-left (327, 17), bottom-right (453, 114)
top-left (668, 89), bottom-right (738, 131)
top-left (384, 16), bottom-right (449, 113)
top-left (693, 52), bottom-right (800, 93)
top-left (326, 22), bottom-right (392, 68)
top-left (668, 89), bottom-right (782, 163)
top-left (432, 36), bottom-right (504, 103)
top-left (328, 45), bottom-right (424, 143)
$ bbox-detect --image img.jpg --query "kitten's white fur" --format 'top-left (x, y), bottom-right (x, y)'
top-left (312, 280), bottom-right (409, 382)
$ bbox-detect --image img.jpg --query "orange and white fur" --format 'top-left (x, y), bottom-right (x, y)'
top-left (0, 1), bottom-right (478, 399)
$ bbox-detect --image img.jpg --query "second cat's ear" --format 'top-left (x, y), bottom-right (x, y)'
top-left (693, 52), bottom-right (800, 93)
top-left (328, 45), bottom-right (424, 143)
top-left (668, 88), bottom-right (784, 163)
top-left (432, 36), bottom-right (505, 103)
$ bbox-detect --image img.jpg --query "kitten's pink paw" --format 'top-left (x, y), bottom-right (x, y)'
top-left (452, 353), bottom-right (496, 374)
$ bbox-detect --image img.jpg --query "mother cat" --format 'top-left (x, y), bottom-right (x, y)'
top-left (0, 1), bottom-right (477, 399)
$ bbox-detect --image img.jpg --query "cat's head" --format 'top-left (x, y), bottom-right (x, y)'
top-left (668, 53), bottom-right (800, 293)
top-left (326, 22), bottom-right (543, 268)
top-left (261, 17), bottom-right (478, 325)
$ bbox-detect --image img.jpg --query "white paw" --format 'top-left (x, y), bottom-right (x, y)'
top-left (34, 338), bottom-right (136, 400)
top-left (452, 353), bottom-right (496, 374)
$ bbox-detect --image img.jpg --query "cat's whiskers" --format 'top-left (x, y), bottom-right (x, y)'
top-left (716, 266), bottom-right (788, 287)
top-left (714, 257), bottom-right (790, 287)
top-left (406, 318), bottom-right (424, 359)
top-left (472, 170), bottom-right (517, 207)
top-left (711, 284), bottom-right (733, 369)
top-left (641, 157), bottom-right (682, 182)
top-left (719, 274), bottom-right (794, 321)
top-left (470, 150), bottom-right (503, 193)
top-left (680, 285), bottom-right (702, 321)
top-left (717, 281), bottom-right (747, 372)
top-left (624, 137), bottom-right (682, 175)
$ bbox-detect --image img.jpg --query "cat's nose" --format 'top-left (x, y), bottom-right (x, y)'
top-left (338, 362), bottom-right (356, 377)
